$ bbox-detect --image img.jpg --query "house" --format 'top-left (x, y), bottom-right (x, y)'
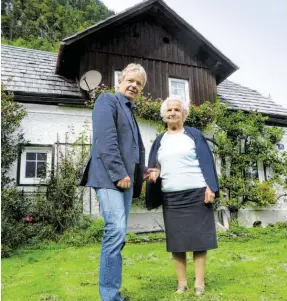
top-left (1, 0), bottom-right (287, 229)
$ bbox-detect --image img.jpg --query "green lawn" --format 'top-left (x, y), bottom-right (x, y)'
top-left (2, 228), bottom-right (287, 301)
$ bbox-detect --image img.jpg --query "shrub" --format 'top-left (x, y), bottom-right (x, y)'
top-left (58, 229), bottom-right (87, 247)
top-left (58, 218), bottom-right (104, 246)
top-left (273, 222), bottom-right (287, 229)
top-left (1, 85), bottom-right (27, 186)
top-left (228, 220), bottom-right (249, 235)
top-left (1, 85), bottom-right (29, 257)
top-left (85, 218), bottom-right (104, 243)
top-left (79, 215), bottom-right (95, 230)
top-left (33, 161), bottom-right (83, 235)
top-left (1, 188), bottom-right (32, 257)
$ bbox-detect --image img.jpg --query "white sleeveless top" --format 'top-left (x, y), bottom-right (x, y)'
top-left (157, 132), bottom-right (207, 192)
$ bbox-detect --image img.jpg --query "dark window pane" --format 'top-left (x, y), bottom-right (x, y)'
top-left (25, 162), bottom-right (36, 178)
top-left (37, 153), bottom-right (47, 161)
top-left (245, 162), bottom-right (258, 180)
top-left (26, 153), bottom-right (36, 160)
top-left (37, 162), bottom-right (46, 178)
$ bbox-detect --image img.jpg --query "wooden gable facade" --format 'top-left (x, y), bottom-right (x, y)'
top-left (56, 0), bottom-right (238, 106)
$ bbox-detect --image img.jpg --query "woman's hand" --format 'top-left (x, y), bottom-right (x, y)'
top-left (204, 187), bottom-right (215, 203)
top-left (144, 168), bottom-right (160, 183)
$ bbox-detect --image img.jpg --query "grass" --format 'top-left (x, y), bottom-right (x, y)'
top-left (2, 227), bottom-right (287, 301)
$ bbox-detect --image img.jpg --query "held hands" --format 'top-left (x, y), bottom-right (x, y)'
top-left (204, 186), bottom-right (215, 203)
top-left (117, 176), bottom-right (131, 189)
top-left (117, 168), bottom-right (160, 190)
top-left (143, 168), bottom-right (160, 183)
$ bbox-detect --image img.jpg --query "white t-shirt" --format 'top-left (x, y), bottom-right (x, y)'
top-left (158, 132), bottom-right (207, 192)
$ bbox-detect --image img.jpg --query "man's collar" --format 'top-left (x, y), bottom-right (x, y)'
top-left (116, 92), bottom-right (129, 104)
top-left (116, 92), bottom-right (136, 110)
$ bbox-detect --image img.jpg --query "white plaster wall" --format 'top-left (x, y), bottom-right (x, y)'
top-left (238, 208), bottom-right (287, 227)
top-left (8, 103), bottom-right (158, 216)
top-left (18, 103), bottom-right (93, 144)
top-left (136, 119), bottom-right (158, 163)
top-left (17, 104), bottom-right (158, 162)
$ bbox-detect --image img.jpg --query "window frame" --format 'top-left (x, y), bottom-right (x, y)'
top-left (17, 145), bottom-right (53, 185)
top-left (114, 70), bottom-right (122, 90)
top-left (168, 77), bottom-right (190, 103)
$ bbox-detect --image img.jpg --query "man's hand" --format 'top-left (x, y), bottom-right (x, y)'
top-left (117, 176), bottom-right (131, 189)
top-left (144, 168), bottom-right (160, 183)
top-left (204, 186), bottom-right (215, 204)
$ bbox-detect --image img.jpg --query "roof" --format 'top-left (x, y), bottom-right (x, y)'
top-left (1, 44), bottom-right (81, 100)
top-left (1, 44), bottom-right (287, 122)
top-left (218, 80), bottom-right (287, 118)
top-left (56, 0), bottom-right (238, 83)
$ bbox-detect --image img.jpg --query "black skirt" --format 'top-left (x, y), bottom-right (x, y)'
top-left (163, 187), bottom-right (218, 252)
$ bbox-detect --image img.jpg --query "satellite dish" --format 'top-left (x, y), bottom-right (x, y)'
top-left (79, 70), bottom-right (102, 91)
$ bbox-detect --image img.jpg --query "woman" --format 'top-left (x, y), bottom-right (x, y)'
top-left (146, 96), bottom-right (219, 296)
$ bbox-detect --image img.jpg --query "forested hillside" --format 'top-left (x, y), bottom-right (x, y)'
top-left (1, 0), bottom-right (114, 52)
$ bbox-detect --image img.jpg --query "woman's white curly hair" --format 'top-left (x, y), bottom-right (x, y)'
top-left (160, 95), bottom-right (190, 123)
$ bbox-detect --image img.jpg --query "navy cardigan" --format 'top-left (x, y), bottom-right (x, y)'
top-left (146, 126), bottom-right (219, 210)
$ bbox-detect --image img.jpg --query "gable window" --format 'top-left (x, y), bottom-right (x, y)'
top-left (19, 146), bottom-right (52, 185)
top-left (114, 71), bottom-right (122, 90)
top-left (168, 78), bottom-right (190, 103)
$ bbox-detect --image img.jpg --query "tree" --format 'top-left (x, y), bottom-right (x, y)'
top-left (1, 0), bottom-right (114, 52)
top-left (1, 84), bottom-right (27, 186)
top-left (1, 84), bottom-right (29, 257)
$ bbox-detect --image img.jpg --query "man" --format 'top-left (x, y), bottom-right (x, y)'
top-left (81, 63), bottom-right (151, 301)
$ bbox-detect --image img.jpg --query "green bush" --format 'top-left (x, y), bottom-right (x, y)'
top-left (85, 218), bottom-right (104, 243)
top-left (126, 232), bottom-right (138, 241)
top-left (58, 229), bottom-right (87, 247)
top-left (273, 221), bottom-right (287, 229)
top-left (228, 220), bottom-right (249, 235)
top-left (1, 188), bottom-right (32, 257)
top-left (126, 232), bottom-right (166, 243)
top-left (25, 224), bottom-right (58, 245)
top-left (58, 218), bottom-right (104, 247)
top-left (79, 215), bottom-right (95, 230)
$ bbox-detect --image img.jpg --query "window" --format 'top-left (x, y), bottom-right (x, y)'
top-left (245, 162), bottom-right (259, 180)
top-left (168, 78), bottom-right (190, 103)
top-left (19, 146), bottom-right (52, 185)
top-left (25, 152), bottom-right (47, 178)
top-left (114, 71), bottom-right (122, 90)
top-left (244, 161), bottom-right (268, 182)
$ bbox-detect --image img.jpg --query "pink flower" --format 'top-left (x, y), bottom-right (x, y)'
top-left (23, 216), bottom-right (33, 223)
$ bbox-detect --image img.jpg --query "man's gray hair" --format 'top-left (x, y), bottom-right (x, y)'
top-left (160, 96), bottom-right (190, 123)
top-left (119, 63), bottom-right (147, 87)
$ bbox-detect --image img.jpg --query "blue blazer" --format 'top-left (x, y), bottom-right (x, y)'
top-left (80, 92), bottom-right (145, 198)
top-left (146, 126), bottom-right (219, 210)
